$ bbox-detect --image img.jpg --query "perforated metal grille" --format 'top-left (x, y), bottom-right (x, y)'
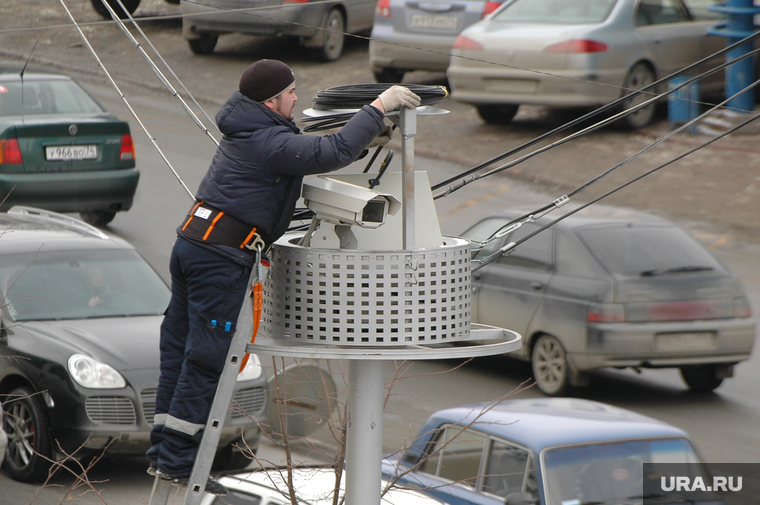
top-left (262, 236), bottom-right (471, 346)
top-left (231, 387), bottom-right (267, 419)
top-left (85, 396), bottom-right (136, 425)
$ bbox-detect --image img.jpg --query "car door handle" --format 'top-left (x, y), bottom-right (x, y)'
top-left (530, 281), bottom-right (543, 290)
top-left (473, 272), bottom-right (482, 280)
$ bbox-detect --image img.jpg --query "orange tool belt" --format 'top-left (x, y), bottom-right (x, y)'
top-left (179, 201), bottom-right (268, 252)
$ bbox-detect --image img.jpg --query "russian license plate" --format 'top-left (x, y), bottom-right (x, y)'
top-left (46, 145), bottom-right (98, 161)
top-left (409, 14), bottom-right (458, 29)
top-left (656, 332), bottom-right (715, 351)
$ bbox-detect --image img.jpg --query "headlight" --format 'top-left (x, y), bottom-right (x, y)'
top-left (68, 354), bottom-right (127, 389)
top-left (237, 353), bottom-right (263, 382)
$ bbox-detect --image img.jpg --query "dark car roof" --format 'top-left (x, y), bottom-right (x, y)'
top-left (429, 398), bottom-right (688, 453)
top-left (474, 204), bottom-right (669, 232)
top-left (0, 207), bottom-right (132, 254)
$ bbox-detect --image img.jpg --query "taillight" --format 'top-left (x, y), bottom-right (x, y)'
top-left (0, 138), bottom-right (23, 164)
top-left (376, 0), bottom-right (390, 18)
top-left (587, 303), bottom-right (625, 323)
top-left (119, 134), bottom-right (135, 161)
top-left (545, 39), bottom-right (608, 53)
top-left (481, 1), bottom-right (501, 18)
top-left (733, 297), bottom-right (752, 318)
top-left (452, 35), bottom-right (483, 51)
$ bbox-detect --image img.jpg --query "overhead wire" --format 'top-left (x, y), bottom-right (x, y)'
top-left (432, 44), bottom-right (760, 209)
top-left (102, 0), bottom-right (221, 144)
top-left (431, 29), bottom-right (760, 195)
top-left (471, 76), bottom-right (760, 271)
top-left (56, 0), bottom-right (195, 200)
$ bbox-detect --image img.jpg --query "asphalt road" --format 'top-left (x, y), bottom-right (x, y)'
top-left (1, 0), bottom-right (759, 503)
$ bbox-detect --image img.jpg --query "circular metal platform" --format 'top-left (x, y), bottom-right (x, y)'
top-left (247, 323), bottom-right (521, 360)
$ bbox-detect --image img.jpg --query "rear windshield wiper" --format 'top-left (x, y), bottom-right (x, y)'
top-left (640, 265), bottom-right (714, 277)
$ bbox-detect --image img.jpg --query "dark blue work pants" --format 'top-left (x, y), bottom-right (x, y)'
top-left (147, 236), bottom-right (250, 476)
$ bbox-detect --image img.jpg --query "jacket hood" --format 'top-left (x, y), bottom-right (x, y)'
top-left (216, 91), bottom-right (299, 136)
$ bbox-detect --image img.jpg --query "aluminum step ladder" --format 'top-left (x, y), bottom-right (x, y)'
top-left (148, 271), bottom-right (258, 505)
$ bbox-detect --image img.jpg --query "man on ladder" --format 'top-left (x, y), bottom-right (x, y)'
top-left (146, 58), bottom-right (420, 496)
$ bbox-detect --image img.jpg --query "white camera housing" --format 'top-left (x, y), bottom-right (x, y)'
top-left (302, 177), bottom-right (400, 229)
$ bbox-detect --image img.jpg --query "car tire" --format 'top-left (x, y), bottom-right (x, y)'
top-left (212, 439), bottom-right (252, 471)
top-left (617, 63), bottom-right (657, 130)
top-left (2, 387), bottom-right (54, 483)
top-left (317, 9), bottom-right (345, 62)
top-left (90, 0), bottom-right (141, 19)
top-left (188, 33), bottom-right (219, 55)
top-left (374, 68), bottom-right (405, 84)
top-left (531, 335), bottom-right (570, 396)
top-left (679, 365), bottom-right (724, 392)
top-left (476, 104), bottom-right (519, 125)
top-left (79, 210), bottom-right (117, 227)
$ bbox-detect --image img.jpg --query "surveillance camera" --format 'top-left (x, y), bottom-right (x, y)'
top-left (303, 177), bottom-right (400, 229)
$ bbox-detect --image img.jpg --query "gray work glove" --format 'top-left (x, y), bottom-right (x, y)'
top-left (368, 125), bottom-right (393, 148)
top-left (378, 85), bottom-right (421, 111)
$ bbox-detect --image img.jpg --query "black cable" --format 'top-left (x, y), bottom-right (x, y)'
top-left (473, 108), bottom-right (760, 272)
top-left (430, 29), bottom-right (760, 194)
top-left (312, 83), bottom-right (448, 111)
top-left (369, 150), bottom-right (394, 189)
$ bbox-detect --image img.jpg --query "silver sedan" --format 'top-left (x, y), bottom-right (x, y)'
top-left (447, 0), bottom-right (727, 128)
top-left (462, 206), bottom-right (755, 396)
top-left (180, 0), bottom-right (376, 61)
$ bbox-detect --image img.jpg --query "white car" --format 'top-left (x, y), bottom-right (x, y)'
top-left (200, 467), bottom-right (444, 505)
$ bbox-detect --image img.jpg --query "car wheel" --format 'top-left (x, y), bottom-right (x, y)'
top-left (374, 68), bottom-right (405, 84)
top-left (531, 335), bottom-right (570, 396)
top-left (188, 33), bottom-right (219, 55)
top-left (679, 365), bottom-right (724, 392)
top-left (617, 63), bottom-right (657, 130)
top-left (211, 439), bottom-right (252, 471)
top-left (2, 387), bottom-right (54, 483)
top-left (476, 104), bottom-right (520, 125)
top-left (317, 9), bottom-right (345, 62)
top-left (90, 0), bottom-right (141, 19)
top-left (79, 210), bottom-right (117, 227)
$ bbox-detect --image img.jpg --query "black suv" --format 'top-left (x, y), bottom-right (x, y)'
top-left (0, 207), bottom-right (266, 482)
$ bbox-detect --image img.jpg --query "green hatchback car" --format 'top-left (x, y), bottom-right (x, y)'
top-left (0, 64), bottom-right (139, 227)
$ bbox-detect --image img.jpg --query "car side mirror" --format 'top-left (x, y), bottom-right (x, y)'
top-left (504, 491), bottom-right (538, 505)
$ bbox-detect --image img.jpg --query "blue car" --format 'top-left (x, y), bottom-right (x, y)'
top-left (382, 398), bottom-right (719, 505)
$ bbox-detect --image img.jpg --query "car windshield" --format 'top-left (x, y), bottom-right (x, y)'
top-left (2, 249), bottom-right (170, 321)
top-left (575, 224), bottom-right (723, 278)
top-left (542, 438), bottom-right (713, 505)
top-left (0, 78), bottom-right (104, 116)
top-left (492, 0), bottom-right (617, 24)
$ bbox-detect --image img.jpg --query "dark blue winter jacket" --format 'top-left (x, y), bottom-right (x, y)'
top-left (195, 91), bottom-right (385, 244)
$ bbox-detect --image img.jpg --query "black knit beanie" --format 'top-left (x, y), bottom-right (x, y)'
top-left (239, 60), bottom-right (295, 102)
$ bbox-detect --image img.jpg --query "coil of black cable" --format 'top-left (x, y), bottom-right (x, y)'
top-left (312, 83), bottom-right (448, 110)
top-left (302, 84), bottom-right (448, 131)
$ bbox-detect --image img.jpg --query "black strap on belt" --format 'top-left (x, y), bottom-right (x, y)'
top-left (180, 201), bottom-right (267, 252)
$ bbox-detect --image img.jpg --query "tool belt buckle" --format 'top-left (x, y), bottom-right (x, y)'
top-left (245, 233), bottom-right (266, 253)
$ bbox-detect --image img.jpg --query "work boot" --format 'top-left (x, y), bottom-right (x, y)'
top-left (155, 469), bottom-right (228, 496)
top-left (146, 461), bottom-right (158, 477)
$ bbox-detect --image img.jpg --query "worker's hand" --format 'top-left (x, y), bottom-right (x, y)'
top-left (368, 125), bottom-right (393, 148)
top-left (378, 85), bottom-right (421, 111)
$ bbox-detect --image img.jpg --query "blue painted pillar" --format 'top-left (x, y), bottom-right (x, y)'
top-left (709, 0), bottom-right (760, 112)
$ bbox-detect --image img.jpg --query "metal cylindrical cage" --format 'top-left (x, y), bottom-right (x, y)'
top-left (261, 234), bottom-right (471, 346)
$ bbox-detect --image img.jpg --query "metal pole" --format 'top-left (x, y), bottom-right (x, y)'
top-left (400, 107), bottom-right (417, 249)
top-left (345, 360), bottom-right (385, 505)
